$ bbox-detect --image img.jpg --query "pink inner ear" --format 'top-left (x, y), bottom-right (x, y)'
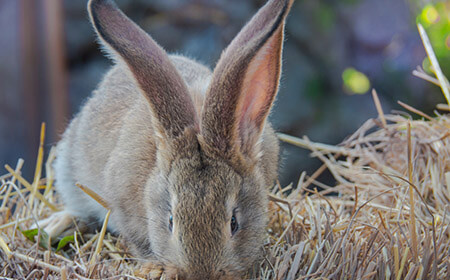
top-left (237, 33), bottom-right (281, 146)
top-left (242, 69), bottom-right (272, 124)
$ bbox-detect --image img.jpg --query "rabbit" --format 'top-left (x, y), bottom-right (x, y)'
top-left (46, 0), bottom-right (293, 278)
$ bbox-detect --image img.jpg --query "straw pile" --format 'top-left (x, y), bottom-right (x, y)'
top-left (268, 107), bottom-right (449, 279)
top-left (1, 24), bottom-right (449, 279)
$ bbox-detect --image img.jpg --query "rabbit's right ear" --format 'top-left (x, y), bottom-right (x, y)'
top-left (88, 0), bottom-right (198, 139)
top-left (201, 0), bottom-right (293, 168)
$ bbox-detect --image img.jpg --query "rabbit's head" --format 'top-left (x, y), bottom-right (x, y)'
top-left (88, 0), bottom-right (292, 278)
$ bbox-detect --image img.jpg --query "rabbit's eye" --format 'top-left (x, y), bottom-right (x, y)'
top-left (230, 215), bottom-right (239, 235)
top-left (169, 215), bottom-right (173, 232)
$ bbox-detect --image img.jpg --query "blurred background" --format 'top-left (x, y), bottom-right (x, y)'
top-left (0, 0), bottom-right (449, 186)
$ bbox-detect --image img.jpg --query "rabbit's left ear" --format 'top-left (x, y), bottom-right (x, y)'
top-left (88, 0), bottom-right (198, 139)
top-left (201, 0), bottom-right (293, 164)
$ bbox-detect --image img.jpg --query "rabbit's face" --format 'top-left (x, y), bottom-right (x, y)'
top-left (145, 145), bottom-right (268, 279)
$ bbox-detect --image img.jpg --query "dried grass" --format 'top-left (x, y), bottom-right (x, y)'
top-left (1, 104), bottom-right (448, 280)
top-left (1, 24), bottom-right (449, 279)
top-left (270, 109), bottom-right (449, 280)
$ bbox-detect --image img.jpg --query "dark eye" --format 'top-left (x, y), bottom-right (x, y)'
top-left (169, 215), bottom-right (173, 232)
top-left (230, 215), bottom-right (239, 235)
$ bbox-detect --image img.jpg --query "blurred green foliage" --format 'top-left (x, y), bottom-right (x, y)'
top-left (314, 3), bottom-right (336, 30)
top-left (417, 2), bottom-right (450, 76)
top-left (342, 68), bottom-right (371, 94)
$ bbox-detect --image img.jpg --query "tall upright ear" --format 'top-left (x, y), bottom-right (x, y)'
top-left (88, 0), bottom-right (198, 139)
top-left (201, 0), bottom-right (293, 164)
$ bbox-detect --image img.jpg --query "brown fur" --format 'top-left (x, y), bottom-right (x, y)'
top-left (52, 0), bottom-right (293, 278)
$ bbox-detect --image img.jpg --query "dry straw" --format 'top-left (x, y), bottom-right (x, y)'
top-left (1, 24), bottom-right (449, 279)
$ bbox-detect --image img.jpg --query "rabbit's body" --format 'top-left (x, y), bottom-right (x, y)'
top-left (56, 56), bottom-right (279, 255)
top-left (55, 54), bottom-right (279, 258)
top-left (50, 0), bottom-right (292, 278)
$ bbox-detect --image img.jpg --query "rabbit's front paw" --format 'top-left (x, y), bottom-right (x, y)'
top-left (32, 210), bottom-right (74, 239)
top-left (140, 262), bottom-right (181, 279)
